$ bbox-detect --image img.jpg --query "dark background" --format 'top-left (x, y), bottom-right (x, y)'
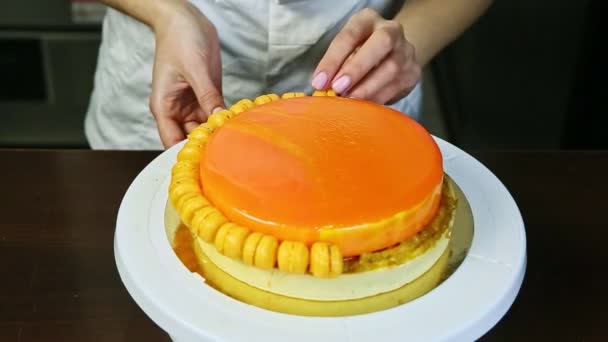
top-left (0, 0), bottom-right (605, 149)
top-left (432, 0), bottom-right (607, 150)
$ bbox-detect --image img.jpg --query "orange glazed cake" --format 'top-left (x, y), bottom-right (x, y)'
top-left (168, 91), bottom-right (457, 316)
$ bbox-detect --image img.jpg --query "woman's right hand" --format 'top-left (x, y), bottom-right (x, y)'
top-left (149, 1), bottom-right (224, 148)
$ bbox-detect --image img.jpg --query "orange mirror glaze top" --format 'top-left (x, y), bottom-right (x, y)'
top-left (200, 97), bottom-right (443, 255)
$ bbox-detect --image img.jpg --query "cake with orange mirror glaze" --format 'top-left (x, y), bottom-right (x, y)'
top-left (201, 95), bottom-right (443, 258)
top-left (168, 91), bottom-right (457, 315)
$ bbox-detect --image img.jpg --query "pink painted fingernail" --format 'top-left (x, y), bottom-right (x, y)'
top-left (332, 75), bottom-right (351, 94)
top-left (312, 72), bottom-right (328, 89)
top-left (212, 107), bottom-right (223, 113)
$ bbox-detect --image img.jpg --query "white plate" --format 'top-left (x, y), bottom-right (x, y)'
top-left (115, 138), bottom-right (526, 342)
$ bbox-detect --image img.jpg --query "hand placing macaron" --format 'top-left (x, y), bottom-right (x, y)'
top-left (312, 8), bottom-right (421, 105)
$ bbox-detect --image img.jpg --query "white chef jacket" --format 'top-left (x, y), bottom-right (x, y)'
top-left (84, 0), bottom-right (422, 150)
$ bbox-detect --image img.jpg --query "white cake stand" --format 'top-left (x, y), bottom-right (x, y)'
top-left (115, 138), bottom-right (526, 342)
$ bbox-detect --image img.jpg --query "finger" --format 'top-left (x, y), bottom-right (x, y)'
top-left (157, 117), bottom-right (186, 148)
top-left (375, 82), bottom-right (409, 105)
top-left (343, 49), bottom-right (401, 101)
top-left (189, 106), bottom-right (208, 127)
top-left (347, 48), bottom-right (418, 100)
top-left (370, 63), bottom-right (421, 105)
top-left (183, 120), bottom-right (200, 134)
top-left (311, 8), bottom-right (378, 90)
top-left (331, 21), bottom-right (404, 94)
top-left (184, 69), bottom-right (225, 116)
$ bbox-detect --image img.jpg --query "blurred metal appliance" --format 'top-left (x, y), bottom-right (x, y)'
top-left (0, 0), bottom-right (105, 147)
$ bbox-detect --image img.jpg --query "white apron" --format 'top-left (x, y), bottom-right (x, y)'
top-left (85, 0), bottom-right (422, 150)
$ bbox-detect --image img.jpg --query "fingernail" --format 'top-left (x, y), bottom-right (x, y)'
top-left (332, 75), bottom-right (351, 94)
top-left (312, 72), bottom-right (328, 89)
top-left (212, 106), bottom-right (223, 114)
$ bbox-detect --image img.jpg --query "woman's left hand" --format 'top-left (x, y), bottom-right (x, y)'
top-left (312, 8), bottom-right (421, 104)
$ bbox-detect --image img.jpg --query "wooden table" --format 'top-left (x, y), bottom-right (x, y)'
top-left (0, 149), bottom-right (606, 341)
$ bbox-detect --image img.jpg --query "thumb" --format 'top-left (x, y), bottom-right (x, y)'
top-left (156, 117), bottom-right (185, 148)
top-left (149, 72), bottom-right (187, 148)
top-left (187, 72), bottom-right (225, 116)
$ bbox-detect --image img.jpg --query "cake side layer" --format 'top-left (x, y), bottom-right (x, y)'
top-left (197, 230), bottom-right (449, 301)
top-left (193, 178), bottom-right (455, 300)
top-left (193, 237), bottom-right (451, 317)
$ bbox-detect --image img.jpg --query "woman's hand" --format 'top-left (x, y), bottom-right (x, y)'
top-left (149, 2), bottom-right (224, 148)
top-left (312, 8), bottom-right (421, 105)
